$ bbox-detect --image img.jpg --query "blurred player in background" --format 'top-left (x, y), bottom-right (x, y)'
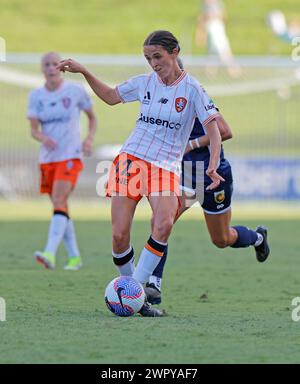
top-left (145, 60), bottom-right (270, 304)
top-left (57, 30), bottom-right (224, 316)
top-left (266, 10), bottom-right (300, 44)
top-left (27, 52), bottom-right (97, 271)
top-left (196, 0), bottom-right (241, 78)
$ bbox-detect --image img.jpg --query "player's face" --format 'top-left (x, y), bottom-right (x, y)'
top-left (41, 53), bottom-right (61, 81)
top-left (144, 45), bottom-right (177, 80)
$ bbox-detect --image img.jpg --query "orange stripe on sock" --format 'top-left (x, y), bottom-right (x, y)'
top-left (145, 243), bottom-right (164, 257)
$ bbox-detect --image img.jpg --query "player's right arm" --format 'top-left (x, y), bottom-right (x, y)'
top-left (29, 118), bottom-right (56, 150)
top-left (56, 59), bottom-right (121, 106)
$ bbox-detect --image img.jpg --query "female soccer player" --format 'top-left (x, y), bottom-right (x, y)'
top-left (57, 30), bottom-right (224, 316)
top-left (27, 52), bottom-right (97, 271)
top-left (145, 114), bottom-right (270, 305)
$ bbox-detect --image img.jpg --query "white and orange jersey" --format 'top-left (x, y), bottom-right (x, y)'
top-left (116, 71), bottom-right (219, 175)
top-left (27, 81), bottom-right (92, 164)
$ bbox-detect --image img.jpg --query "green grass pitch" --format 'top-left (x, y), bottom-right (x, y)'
top-left (1, 0), bottom-right (298, 55)
top-left (1, 0), bottom-right (300, 364)
top-left (0, 216), bottom-right (299, 363)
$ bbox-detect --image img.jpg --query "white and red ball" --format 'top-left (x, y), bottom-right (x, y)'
top-left (104, 276), bottom-right (145, 317)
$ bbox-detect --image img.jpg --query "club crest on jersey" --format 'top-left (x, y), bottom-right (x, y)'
top-left (62, 97), bottom-right (71, 109)
top-left (175, 97), bottom-right (187, 113)
top-left (214, 190), bottom-right (225, 204)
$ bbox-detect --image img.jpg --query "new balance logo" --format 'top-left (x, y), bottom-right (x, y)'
top-left (143, 91), bottom-right (151, 105)
top-left (158, 98), bottom-right (168, 104)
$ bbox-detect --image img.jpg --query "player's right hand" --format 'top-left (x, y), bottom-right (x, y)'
top-left (42, 137), bottom-right (57, 150)
top-left (206, 168), bottom-right (225, 190)
top-left (56, 59), bottom-right (86, 74)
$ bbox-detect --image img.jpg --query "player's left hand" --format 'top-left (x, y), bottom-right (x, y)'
top-left (82, 137), bottom-right (93, 156)
top-left (206, 168), bottom-right (225, 190)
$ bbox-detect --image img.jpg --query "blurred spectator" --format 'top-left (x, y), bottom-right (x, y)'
top-left (196, 0), bottom-right (241, 78)
top-left (266, 10), bottom-right (300, 43)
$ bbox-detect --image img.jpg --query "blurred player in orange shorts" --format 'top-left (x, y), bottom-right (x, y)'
top-left (27, 52), bottom-right (97, 270)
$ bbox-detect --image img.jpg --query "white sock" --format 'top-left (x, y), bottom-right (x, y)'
top-left (44, 213), bottom-right (69, 255)
top-left (63, 219), bottom-right (80, 258)
top-left (112, 246), bottom-right (135, 276)
top-left (133, 247), bottom-right (162, 284)
top-left (149, 275), bottom-right (162, 291)
top-left (254, 233), bottom-right (263, 247)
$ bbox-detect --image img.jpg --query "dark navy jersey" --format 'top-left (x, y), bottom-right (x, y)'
top-left (182, 117), bottom-right (232, 186)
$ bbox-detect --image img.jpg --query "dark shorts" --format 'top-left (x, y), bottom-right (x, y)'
top-left (201, 176), bottom-right (233, 214)
top-left (180, 159), bottom-right (233, 214)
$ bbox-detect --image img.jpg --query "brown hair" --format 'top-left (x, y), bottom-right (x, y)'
top-left (41, 51), bottom-right (61, 64)
top-left (144, 30), bottom-right (180, 54)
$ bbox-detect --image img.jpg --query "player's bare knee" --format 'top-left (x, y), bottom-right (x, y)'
top-left (112, 230), bottom-right (130, 251)
top-left (211, 236), bottom-right (229, 249)
top-left (52, 193), bottom-right (67, 209)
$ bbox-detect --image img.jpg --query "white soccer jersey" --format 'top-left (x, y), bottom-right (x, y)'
top-left (27, 81), bottom-right (92, 164)
top-left (116, 71), bottom-right (219, 175)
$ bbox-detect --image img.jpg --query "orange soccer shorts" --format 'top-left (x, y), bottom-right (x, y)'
top-left (39, 159), bottom-right (83, 194)
top-left (105, 152), bottom-right (180, 201)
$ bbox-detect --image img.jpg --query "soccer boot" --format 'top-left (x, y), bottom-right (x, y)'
top-left (63, 256), bottom-right (83, 271)
top-left (34, 251), bottom-right (55, 270)
top-left (138, 298), bottom-right (165, 317)
top-left (254, 226), bottom-right (270, 262)
top-left (144, 283), bottom-right (162, 305)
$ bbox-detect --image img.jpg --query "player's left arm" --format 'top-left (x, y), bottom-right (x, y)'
top-left (205, 118), bottom-right (225, 190)
top-left (185, 114), bottom-right (232, 154)
top-left (193, 84), bottom-right (225, 189)
top-left (82, 108), bottom-right (97, 156)
top-left (216, 114), bottom-right (233, 140)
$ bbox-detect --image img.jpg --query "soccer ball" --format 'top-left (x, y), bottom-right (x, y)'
top-left (104, 276), bottom-right (145, 317)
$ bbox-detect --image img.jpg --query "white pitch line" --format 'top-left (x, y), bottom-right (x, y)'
top-left (0, 65), bottom-right (94, 94)
top-left (208, 73), bottom-right (300, 96)
top-left (1, 64), bottom-right (299, 97)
